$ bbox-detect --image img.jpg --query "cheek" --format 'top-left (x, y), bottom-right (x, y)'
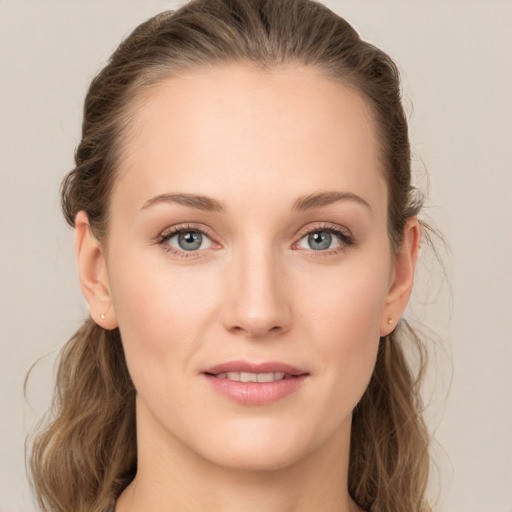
top-left (107, 253), bottom-right (218, 383)
top-left (294, 255), bottom-right (391, 396)
top-left (298, 255), bottom-right (390, 340)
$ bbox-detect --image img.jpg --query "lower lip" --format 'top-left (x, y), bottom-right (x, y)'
top-left (203, 374), bottom-right (308, 405)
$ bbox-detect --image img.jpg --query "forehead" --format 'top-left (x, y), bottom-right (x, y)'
top-left (112, 63), bottom-right (386, 215)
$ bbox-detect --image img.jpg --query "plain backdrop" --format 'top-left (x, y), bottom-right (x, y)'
top-left (1, 1), bottom-right (511, 511)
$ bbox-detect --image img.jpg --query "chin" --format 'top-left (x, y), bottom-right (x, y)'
top-left (204, 445), bottom-right (307, 473)
top-left (189, 419), bottom-right (337, 474)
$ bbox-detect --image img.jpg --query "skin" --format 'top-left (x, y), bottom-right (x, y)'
top-left (76, 64), bottom-right (419, 512)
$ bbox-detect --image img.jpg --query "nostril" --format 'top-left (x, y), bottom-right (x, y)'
top-left (228, 322), bottom-right (284, 338)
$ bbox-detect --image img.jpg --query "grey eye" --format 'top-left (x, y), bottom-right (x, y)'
top-left (177, 231), bottom-right (204, 251)
top-left (297, 230), bottom-right (343, 252)
top-left (160, 227), bottom-right (214, 254)
top-left (307, 231), bottom-right (333, 251)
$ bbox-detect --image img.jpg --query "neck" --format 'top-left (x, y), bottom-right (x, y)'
top-left (116, 402), bottom-right (362, 512)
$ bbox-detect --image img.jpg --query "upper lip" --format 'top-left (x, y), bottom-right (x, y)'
top-left (203, 360), bottom-right (308, 376)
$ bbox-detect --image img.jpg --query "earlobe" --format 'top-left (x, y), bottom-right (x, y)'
top-left (380, 217), bottom-right (420, 336)
top-left (75, 211), bottom-right (118, 330)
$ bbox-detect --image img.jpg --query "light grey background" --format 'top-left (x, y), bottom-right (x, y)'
top-left (1, 1), bottom-right (511, 511)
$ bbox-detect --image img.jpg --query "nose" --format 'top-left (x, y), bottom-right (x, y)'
top-left (221, 241), bottom-right (291, 339)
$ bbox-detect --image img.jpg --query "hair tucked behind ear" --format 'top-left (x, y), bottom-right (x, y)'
top-left (350, 323), bottom-right (430, 512)
top-left (29, 320), bottom-right (136, 512)
top-left (29, 1), bottom-right (434, 511)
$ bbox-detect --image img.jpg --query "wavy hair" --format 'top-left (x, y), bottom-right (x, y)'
top-left (29, 1), bottom-right (432, 511)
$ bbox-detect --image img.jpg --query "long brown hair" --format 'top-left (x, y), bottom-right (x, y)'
top-left (29, 1), bottom-right (431, 511)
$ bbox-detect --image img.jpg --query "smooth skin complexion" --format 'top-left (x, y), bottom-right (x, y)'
top-left (75, 64), bottom-right (419, 512)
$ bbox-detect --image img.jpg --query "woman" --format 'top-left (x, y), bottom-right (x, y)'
top-left (29, 0), bottom-right (432, 511)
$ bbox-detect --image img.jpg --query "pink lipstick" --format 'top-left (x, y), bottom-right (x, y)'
top-left (202, 361), bottom-right (309, 405)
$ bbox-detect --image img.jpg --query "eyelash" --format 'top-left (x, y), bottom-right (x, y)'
top-left (294, 223), bottom-right (354, 257)
top-left (156, 222), bottom-right (354, 259)
top-left (156, 224), bottom-right (216, 259)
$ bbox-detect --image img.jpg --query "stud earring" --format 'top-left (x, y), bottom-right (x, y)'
top-left (387, 316), bottom-right (393, 325)
top-left (100, 314), bottom-right (105, 320)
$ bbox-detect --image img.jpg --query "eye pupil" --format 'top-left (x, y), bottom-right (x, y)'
top-left (308, 231), bottom-right (332, 250)
top-left (178, 231), bottom-right (202, 250)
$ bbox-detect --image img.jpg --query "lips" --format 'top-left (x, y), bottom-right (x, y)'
top-left (204, 360), bottom-right (307, 376)
top-left (202, 361), bottom-right (309, 405)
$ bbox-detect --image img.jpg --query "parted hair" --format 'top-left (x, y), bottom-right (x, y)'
top-left (29, 1), bottom-right (431, 511)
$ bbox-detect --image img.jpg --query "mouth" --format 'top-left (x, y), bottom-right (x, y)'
top-left (209, 371), bottom-right (293, 382)
top-left (203, 360), bottom-right (307, 380)
top-left (202, 361), bottom-right (309, 405)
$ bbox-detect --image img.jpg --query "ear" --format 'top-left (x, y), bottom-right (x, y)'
top-left (75, 211), bottom-right (118, 329)
top-left (380, 217), bottom-right (420, 336)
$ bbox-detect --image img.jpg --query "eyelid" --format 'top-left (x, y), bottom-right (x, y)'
top-left (157, 223), bottom-right (215, 240)
top-left (295, 222), bottom-right (352, 240)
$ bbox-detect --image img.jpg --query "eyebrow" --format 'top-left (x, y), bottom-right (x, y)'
top-left (141, 190), bottom-right (371, 213)
top-left (141, 193), bottom-right (225, 212)
top-left (292, 191), bottom-right (372, 212)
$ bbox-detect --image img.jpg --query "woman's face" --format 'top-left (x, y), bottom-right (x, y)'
top-left (79, 64), bottom-right (417, 472)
